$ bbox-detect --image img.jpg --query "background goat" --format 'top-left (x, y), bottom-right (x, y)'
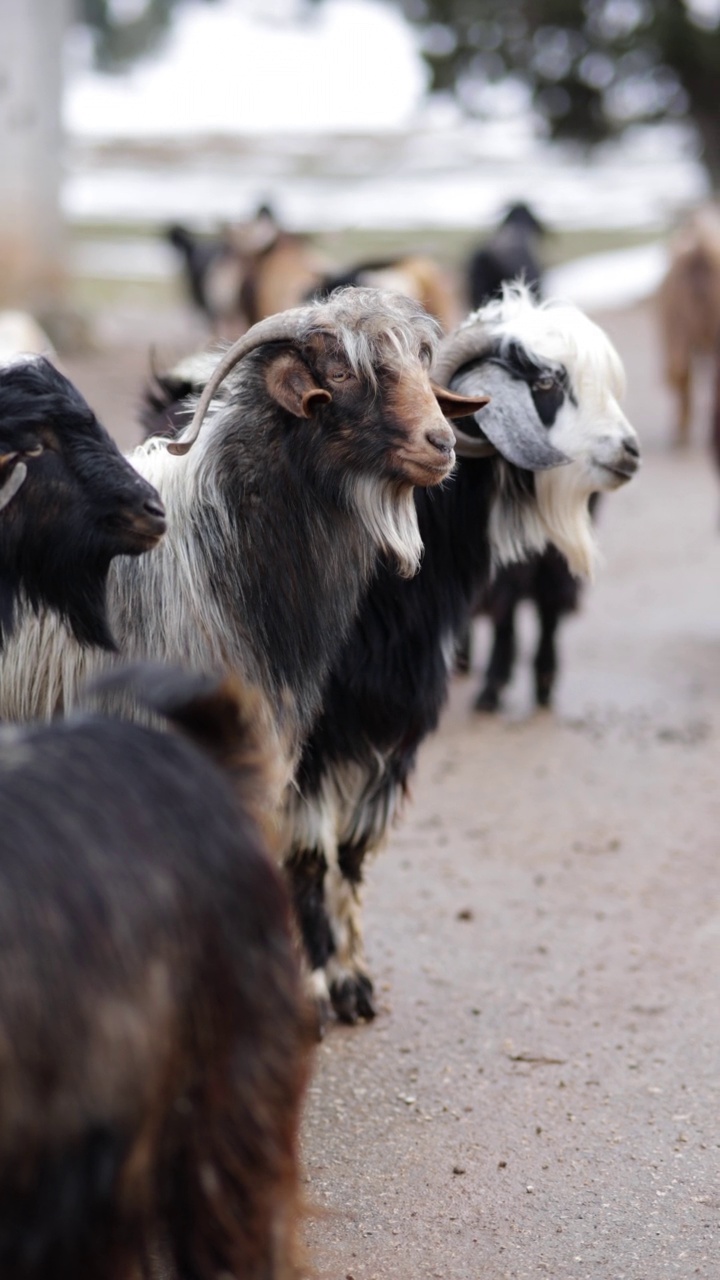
top-left (0, 292), bottom-right (486, 801)
top-left (282, 287), bottom-right (640, 1023)
top-left (0, 664), bottom-right (311, 1280)
top-left (466, 202), bottom-right (546, 311)
top-left (166, 204), bottom-right (328, 337)
top-left (310, 254), bottom-right (462, 332)
top-left (657, 205), bottom-right (720, 446)
top-left (0, 357), bottom-right (165, 650)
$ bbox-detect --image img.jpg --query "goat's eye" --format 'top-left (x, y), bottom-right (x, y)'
top-left (24, 443), bottom-right (44, 458)
top-left (419, 343), bottom-right (433, 366)
top-left (327, 366), bottom-right (351, 384)
top-left (532, 376), bottom-right (557, 394)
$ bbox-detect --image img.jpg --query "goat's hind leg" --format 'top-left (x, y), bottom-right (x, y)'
top-left (325, 837), bottom-right (376, 1023)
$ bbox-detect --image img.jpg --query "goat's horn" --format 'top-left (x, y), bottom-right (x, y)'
top-left (167, 308), bottom-right (317, 456)
top-left (431, 325), bottom-right (495, 390)
top-left (451, 422), bottom-right (497, 459)
top-left (0, 460), bottom-right (27, 512)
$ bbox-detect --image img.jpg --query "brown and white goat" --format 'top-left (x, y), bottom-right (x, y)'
top-left (657, 205), bottom-right (720, 446)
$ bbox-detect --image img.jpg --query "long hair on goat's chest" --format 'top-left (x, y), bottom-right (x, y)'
top-left (131, 401), bottom-right (378, 735)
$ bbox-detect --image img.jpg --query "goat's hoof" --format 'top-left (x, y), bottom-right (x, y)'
top-left (535, 678), bottom-right (554, 708)
top-left (474, 686), bottom-right (500, 713)
top-left (330, 972), bottom-right (377, 1024)
top-left (307, 968), bottom-right (332, 1039)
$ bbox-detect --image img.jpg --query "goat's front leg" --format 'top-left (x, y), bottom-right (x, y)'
top-left (325, 838), bottom-right (376, 1023)
top-left (475, 605), bottom-right (516, 711)
top-left (534, 600), bottom-right (560, 707)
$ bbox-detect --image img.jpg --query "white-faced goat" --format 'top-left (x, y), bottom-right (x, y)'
top-left (0, 663), bottom-right (312, 1280)
top-left (0, 291), bottom-right (486, 796)
top-left (0, 357), bottom-right (165, 650)
top-left (281, 285), bottom-right (640, 1023)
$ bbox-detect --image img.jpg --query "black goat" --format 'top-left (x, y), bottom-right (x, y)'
top-left (467, 202), bottom-right (546, 310)
top-left (0, 357), bottom-right (165, 650)
top-left (0, 664), bottom-right (311, 1280)
top-left (282, 289), bottom-right (640, 1023)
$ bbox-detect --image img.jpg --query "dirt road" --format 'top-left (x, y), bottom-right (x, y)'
top-left (67, 300), bottom-right (720, 1280)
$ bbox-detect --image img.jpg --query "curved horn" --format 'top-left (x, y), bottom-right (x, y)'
top-left (431, 324), bottom-right (495, 391)
top-left (0, 459), bottom-right (27, 512)
top-left (167, 306), bottom-right (318, 456)
top-left (451, 422), bottom-right (497, 459)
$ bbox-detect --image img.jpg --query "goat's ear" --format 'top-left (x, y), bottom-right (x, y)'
top-left (431, 383), bottom-right (490, 418)
top-left (265, 350), bottom-right (332, 419)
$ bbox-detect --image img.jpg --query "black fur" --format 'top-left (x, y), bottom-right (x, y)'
top-left (468, 495), bottom-right (599, 711)
top-left (0, 664), bottom-right (309, 1280)
top-left (0, 358), bottom-right (165, 649)
top-left (467, 203), bottom-right (546, 310)
top-left (166, 223), bottom-right (234, 323)
top-left (291, 446), bottom-right (539, 1019)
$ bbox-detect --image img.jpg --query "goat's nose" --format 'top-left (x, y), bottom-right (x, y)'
top-left (623, 436), bottom-right (641, 459)
top-left (143, 497), bottom-right (166, 521)
top-left (425, 428), bottom-right (455, 457)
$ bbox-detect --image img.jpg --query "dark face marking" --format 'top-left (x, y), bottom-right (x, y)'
top-left (488, 340), bottom-right (573, 429)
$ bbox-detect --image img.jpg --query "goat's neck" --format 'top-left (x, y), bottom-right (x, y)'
top-left (170, 420), bottom-right (377, 743)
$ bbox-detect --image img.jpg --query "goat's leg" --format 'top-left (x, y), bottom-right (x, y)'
top-left (284, 845), bottom-right (335, 1028)
top-left (534, 601), bottom-right (561, 707)
top-left (325, 837), bottom-right (376, 1023)
top-left (475, 606), bottom-right (516, 711)
top-left (454, 617), bottom-right (473, 674)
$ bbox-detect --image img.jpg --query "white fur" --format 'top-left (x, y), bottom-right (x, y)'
top-left (476, 283), bottom-right (638, 578)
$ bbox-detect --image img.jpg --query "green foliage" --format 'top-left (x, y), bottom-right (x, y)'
top-left (392, 0), bottom-right (720, 167)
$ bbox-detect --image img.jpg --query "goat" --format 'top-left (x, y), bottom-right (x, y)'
top-left (280, 285), bottom-right (640, 1023)
top-left (467, 202), bottom-right (546, 311)
top-left (167, 205), bottom-right (328, 338)
top-left (0, 662), bottom-right (312, 1280)
top-left (460, 206), bottom-right (591, 713)
top-left (0, 291), bottom-right (487, 801)
top-left (0, 356), bottom-right (166, 650)
top-left (310, 255), bottom-right (462, 333)
top-left (657, 205), bottom-right (720, 446)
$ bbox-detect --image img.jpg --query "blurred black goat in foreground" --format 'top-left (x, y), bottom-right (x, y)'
top-left (0, 664), bottom-right (312, 1280)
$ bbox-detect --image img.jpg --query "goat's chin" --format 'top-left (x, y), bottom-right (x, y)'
top-left (534, 467), bottom-right (599, 579)
top-left (346, 476), bottom-right (423, 578)
top-left (489, 464), bottom-right (599, 581)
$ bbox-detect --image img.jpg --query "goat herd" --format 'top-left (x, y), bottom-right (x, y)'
top-left (0, 213), bottom-right (645, 1280)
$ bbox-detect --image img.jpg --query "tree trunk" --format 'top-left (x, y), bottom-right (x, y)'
top-left (0, 0), bottom-right (70, 309)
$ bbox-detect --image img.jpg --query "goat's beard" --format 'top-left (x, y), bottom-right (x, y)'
top-left (489, 462), bottom-right (598, 581)
top-left (345, 476), bottom-right (423, 578)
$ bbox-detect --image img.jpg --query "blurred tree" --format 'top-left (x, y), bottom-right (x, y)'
top-left (77, 0), bottom-right (219, 71)
top-left (387, 0), bottom-right (720, 175)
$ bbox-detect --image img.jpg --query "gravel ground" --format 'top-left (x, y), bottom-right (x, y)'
top-left (66, 298), bottom-right (720, 1280)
